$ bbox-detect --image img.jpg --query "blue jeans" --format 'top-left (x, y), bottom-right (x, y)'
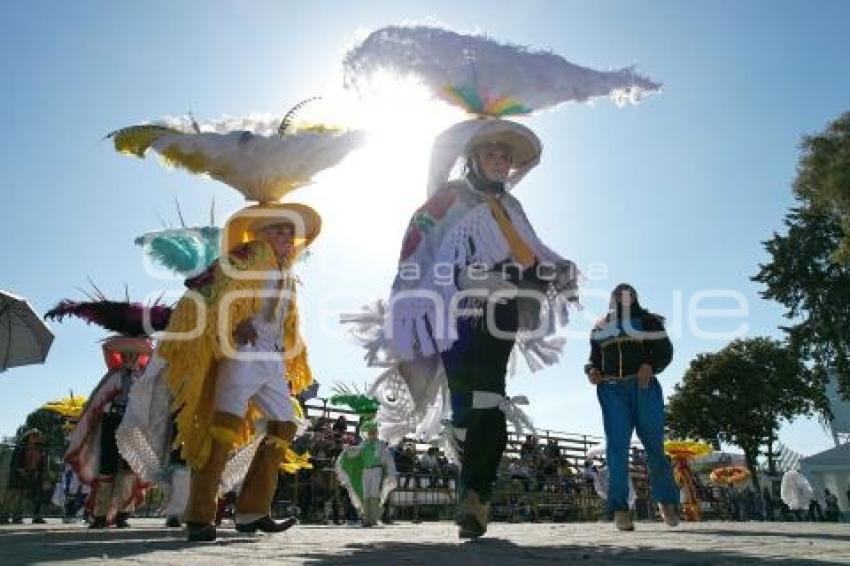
top-left (596, 377), bottom-right (679, 512)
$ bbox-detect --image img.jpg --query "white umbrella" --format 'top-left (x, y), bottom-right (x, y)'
top-left (0, 290), bottom-right (54, 371)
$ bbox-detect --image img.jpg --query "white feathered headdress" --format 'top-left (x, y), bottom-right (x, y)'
top-left (108, 100), bottom-right (366, 204)
top-left (343, 25), bottom-right (661, 194)
top-left (344, 25), bottom-right (661, 115)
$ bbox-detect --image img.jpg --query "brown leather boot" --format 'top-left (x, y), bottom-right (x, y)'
top-left (614, 510), bottom-right (635, 531)
top-left (658, 503), bottom-right (680, 527)
top-left (456, 490), bottom-right (488, 539)
top-left (184, 411), bottom-right (241, 539)
top-left (91, 476), bottom-right (114, 524)
top-left (235, 421), bottom-right (297, 531)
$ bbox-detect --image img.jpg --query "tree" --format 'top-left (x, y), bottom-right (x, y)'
top-left (794, 111), bottom-right (850, 265)
top-left (666, 338), bottom-right (825, 486)
top-left (14, 408), bottom-right (68, 458)
top-left (753, 112), bottom-right (850, 399)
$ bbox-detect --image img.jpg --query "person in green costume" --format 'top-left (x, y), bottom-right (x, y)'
top-left (335, 420), bottom-right (397, 527)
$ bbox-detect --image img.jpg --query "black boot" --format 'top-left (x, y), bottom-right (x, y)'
top-left (115, 513), bottom-right (131, 528)
top-left (165, 516), bottom-right (182, 528)
top-left (458, 513), bottom-right (487, 539)
top-left (186, 522), bottom-right (216, 542)
top-left (235, 515), bottom-right (297, 534)
top-left (381, 503), bottom-right (394, 525)
top-left (88, 516), bottom-right (107, 529)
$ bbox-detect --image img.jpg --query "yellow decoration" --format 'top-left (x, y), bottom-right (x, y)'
top-left (264, 435), bottom-right (313, 475)
top-left (710, 466), bottom-right (751, 486)
top-left (486, 196), bottom-right (536, 268)
top-left (159, 144), bottom-right (220, 176)
top-left (41, 395), bottom-right (87, 420)
top-left (664, 440), bottom-right (713, 460)
top-left (291, 396), bottom-right (305, 421)
top-left (111, 111), bottom-right (364, 205)
top-left (281, 448), bottom-right (313, 474)
top-left (159, 239), bottom-right (313, 471)
top-left (290, 123), bottom-right (343, 135)
top-left (665, 439), bottom-right (712, 522)
top-left (42, 396), bottom-right (86, 419)
top-left (109, 125), bottom-right (180, 158)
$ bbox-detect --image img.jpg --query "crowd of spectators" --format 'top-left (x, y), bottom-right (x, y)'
top-left (279, 413), bottom-right (459, 522)
top-left (500, 435), bottom-right (600, 495)
top-left (7, 409), bottom-right (847, 525)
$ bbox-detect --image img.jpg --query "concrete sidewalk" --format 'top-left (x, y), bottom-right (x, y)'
top-left (1, 519), bottom-right (848, 564)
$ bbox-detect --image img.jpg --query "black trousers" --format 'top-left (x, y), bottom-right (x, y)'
top-left (441, 299), bottom-right (517, 502)
top-left (99, 411), bottom-right (130, 475)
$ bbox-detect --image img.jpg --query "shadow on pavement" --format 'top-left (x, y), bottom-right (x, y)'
top-left (694, 528), bottom-right (850, 543)
top-left (297, 537), bottom-right (842, 565)
top-left (0, 525), bottom-right (261, 563)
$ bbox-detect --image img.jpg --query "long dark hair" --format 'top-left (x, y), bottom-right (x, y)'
top-left (607, 283), bottom-right (652, 321)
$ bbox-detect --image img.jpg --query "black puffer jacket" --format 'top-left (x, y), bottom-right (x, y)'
top-left (584, 311), bottom-right (673, 378)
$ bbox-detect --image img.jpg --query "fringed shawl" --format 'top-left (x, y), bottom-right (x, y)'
top-left (388, 179), bottom-right (565, 361)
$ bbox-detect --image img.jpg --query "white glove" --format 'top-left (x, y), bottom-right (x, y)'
top-left (457, 264), bottom-right (517, 297)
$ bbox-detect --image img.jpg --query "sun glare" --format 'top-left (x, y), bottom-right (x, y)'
top-left (296, 72), bottom-right (464, 278)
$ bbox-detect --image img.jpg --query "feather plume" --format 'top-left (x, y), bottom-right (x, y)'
top-left (41, 395), bottom-right (87, 419)
top-left (330, 382), bottom-right (380, 416)
top-left (110, 111), bottom-right (365, 203)
top-left (344, 25), bottom-right (661, 116)
top-left (45, 296), bottom-right (172, 337)
top-left (107, 125), bottom-right (183, 157)
top-left (135, 226), bottom-right (222, 277)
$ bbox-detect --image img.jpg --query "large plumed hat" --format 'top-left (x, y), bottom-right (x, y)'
top-left (343, 25), bottom-right (661, 195)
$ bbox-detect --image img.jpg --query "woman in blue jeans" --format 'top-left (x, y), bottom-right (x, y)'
top-left (585, 283), bottom-right (681, 531)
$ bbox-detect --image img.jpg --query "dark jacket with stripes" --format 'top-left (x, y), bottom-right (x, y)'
top-left (584, 311), bottom-right (673, 378)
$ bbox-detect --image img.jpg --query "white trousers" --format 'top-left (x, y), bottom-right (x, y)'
top-left (214, 354), bottom-right (294, 422)
top-left (363, 467), bottom-right (384, 498)
top-left (164, 467), bottom-right (190, 518)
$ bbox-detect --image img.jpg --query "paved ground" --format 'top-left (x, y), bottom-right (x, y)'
top-left (1, 519), bottom-right (848, 565)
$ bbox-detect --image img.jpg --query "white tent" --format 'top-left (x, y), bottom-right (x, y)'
top-left (800, 442), bottom-right (850, 512)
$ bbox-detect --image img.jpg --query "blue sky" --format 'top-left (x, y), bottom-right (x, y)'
top-left (2, 0), bottom-right (849, 457)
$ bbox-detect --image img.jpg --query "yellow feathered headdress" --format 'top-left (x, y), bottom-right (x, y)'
top-left (109, 100), bottom-right (362, 252)
top-left (108, 101), bottom-right (355, 470)
top-left (41, 394), bottom-right (87, 420)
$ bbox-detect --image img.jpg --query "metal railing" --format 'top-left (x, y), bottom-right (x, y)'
top-left (0, 402), bottom-right (652, 524)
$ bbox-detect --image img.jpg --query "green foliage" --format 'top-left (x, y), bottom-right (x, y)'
top-left (794, 112), bottom-right (850, 264)
top-left (753, 111), bottom-right (850, 399)
top-left (753, 203), bottom-right (850, 399)
top-left (666, 338), bottom-right (825, 481)
top-left (14, 409), bottom-right (68, 459)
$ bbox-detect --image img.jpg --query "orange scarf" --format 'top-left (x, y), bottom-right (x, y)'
top-left (486, 195), bottom-right (536, 268)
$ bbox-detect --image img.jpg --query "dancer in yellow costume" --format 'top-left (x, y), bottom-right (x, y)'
top-left (108, 103), bottom-right (363, 541)
top-left (160, 203), bottom-right (320, 540)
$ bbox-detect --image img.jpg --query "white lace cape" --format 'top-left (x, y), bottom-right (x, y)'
top-left (343, 188), bottom-right (575, 453)
top-left (115, 355), bottom-right (261, 495)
